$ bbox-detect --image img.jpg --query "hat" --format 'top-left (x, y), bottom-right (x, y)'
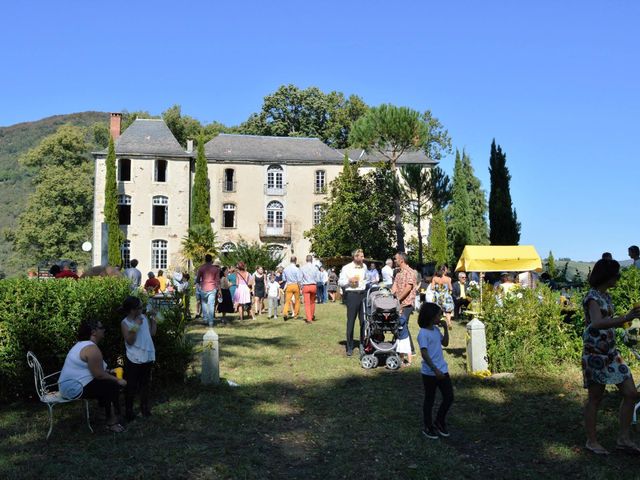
top-left (213, 259), bottom-right (221, 266)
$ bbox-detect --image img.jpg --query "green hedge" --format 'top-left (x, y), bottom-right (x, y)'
top-left (0, 277), bottom-right (192, 402)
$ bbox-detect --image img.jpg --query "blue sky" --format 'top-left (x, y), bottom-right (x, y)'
top-left (2, 1), bottom-right (638, 261)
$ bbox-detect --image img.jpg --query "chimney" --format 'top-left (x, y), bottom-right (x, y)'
top-left (186, 139), bottom-right (194, 153)
top-left (110, 112), bottom-right (122, 140)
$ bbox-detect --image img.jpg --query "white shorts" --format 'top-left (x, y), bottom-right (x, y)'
top-left (396, 337), bottom-right (412, 354)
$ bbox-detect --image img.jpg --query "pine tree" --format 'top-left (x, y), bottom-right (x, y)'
top-left (447, 150), bottom-right (473, 264)
top-left (191, 134), bottom-right (212, 228)
top-left (426, 209), bottom-right (449, 267)
top-left (489, 139), bottom-right (520, 245)
top-left (461, 150), bottom-right (489, 245)
top-left (104, 136), bottom-right (123, 266)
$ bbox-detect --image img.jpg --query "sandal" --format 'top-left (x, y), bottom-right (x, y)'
top-left (106, 423), bottom-right (126, 433)
top-left (585, 443), bottom-right (609, 455)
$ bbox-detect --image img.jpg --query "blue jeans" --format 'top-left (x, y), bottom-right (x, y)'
top-left (316, 283), bottom-right (325, 303)
top-left (202, 289), bottom-right (217, 326)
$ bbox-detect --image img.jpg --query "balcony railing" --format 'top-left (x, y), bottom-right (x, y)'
top-left (259, 221), bottom-right (292, 240)
top-left (264, 184), bottom-right (286, 196)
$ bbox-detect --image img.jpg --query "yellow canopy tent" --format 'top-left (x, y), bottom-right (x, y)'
top-left (454, 245), bottom-right (542, 318)
top-left (455, 245), bottom-right (543, 273)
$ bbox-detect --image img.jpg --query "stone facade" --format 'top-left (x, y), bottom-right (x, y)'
top-left (92, 115), bottom-right (435, 275)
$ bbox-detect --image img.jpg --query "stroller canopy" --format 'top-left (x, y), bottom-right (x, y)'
top-left (454, 245), bottom-right (543, 273)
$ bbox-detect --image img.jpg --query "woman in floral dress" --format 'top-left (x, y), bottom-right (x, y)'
top-left (431, 265), bottom-right (454, 327)
top-left (583, 259), bottom-right (640, 455)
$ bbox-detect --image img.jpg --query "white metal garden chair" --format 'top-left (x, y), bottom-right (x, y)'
top-left (26, 351), bottom-right (93, 440)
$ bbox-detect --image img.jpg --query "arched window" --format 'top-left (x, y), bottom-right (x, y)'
top-left (266, 200), bottom-right (284, 228)
top-left (221, 242), bottom-right (236, 253)
top-left (314, 170), bottom-right (326, 193)
top-left (313, 204), bottom-right (324, 225)
top-left (223, 168), bottom-right (235, 192)
top-left (266, 165), bottom-right (284, 193)
top-left (118, 159), bottom-right (131, 182)
top-left (152, 196), bottom-right (168, 226)
top-left (222, 203), bottom-right (236, 228)
top-left (118, 194), bottom-right (132, 226)
top-left (121, 240), bottom-right (131, 269)
top-left (151, 239), bottom-right (168, 269)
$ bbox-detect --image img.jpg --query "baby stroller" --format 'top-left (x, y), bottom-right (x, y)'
top-left (360, 285), bottom-right (402, 370)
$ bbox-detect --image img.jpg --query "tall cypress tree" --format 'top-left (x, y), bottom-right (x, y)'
top-left (191, 134), bottom-right (212, 228)
top-left (426, 208), bottom-right (449, 267)
top-left (104, 136), bottom-right (123, 266)
top-left (489, 139), bottom-right (520, 245)
top-left (461, 150), bottom-right (489, 245)
top-left (447, 150), bottom-right (472, 264)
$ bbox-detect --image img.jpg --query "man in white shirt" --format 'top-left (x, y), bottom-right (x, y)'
top-left (319, 267), bottom-right (329, 304)
top-left (338, 249), bottom-right (368, 356)
top-left (124, 259), bottom-right (142, 291)
top-left (381, 258), bottom-right (394, 288)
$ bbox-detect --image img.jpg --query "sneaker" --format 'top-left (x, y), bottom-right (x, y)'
top-left (422, 427), bottom-right (439, 439)
top-left (434, 420), bottom-right (450, 437)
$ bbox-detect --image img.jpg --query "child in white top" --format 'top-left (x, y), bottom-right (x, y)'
top-left (120, 296), bottom-right (156, 421)
top-left (267, 273), bottom-right (280, 319)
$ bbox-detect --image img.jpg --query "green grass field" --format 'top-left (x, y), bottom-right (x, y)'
top-left (2, 302), bottom-right (640, 479)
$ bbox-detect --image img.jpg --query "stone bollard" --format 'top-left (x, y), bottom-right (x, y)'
top-left (466, 317), bottom-right (488, 373)
top-left (201, 328), bottom-right (220, 385)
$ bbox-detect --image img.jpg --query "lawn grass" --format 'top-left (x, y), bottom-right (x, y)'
top-left (2, 302), bottom-right (640, 479)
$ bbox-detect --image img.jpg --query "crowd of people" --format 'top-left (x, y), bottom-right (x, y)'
top-left (52, 243), bottom-right (640, 445)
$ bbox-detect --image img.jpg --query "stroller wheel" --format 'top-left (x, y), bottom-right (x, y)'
top-left (371, 355), bottom-right (379, 368)
top-left (361, 354), bottom-right (377, 369)
top-left (385, 355), bottom-right (401, 370)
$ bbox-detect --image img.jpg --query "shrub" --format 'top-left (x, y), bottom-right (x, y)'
top-left (0, 277), bottom-right (192, 402)
top-left (482, 284), bottom-right (581, 373)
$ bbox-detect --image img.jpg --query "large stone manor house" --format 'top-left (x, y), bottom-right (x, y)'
top-left (92, 113), bottom-right (436, 274)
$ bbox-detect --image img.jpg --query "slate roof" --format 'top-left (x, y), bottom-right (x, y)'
top-left (97, 119), bottom-right (188, 157)
top-left (204, 134), bottom-right (345, 164)
top-left (341, 149), bottom-right (436, 166)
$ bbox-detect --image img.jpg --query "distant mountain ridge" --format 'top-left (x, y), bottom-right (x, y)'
top-left (0, 111), bottom-right (109, 276)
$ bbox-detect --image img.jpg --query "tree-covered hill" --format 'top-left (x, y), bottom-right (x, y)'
top-left (0, 112), bottom-right (109, 276)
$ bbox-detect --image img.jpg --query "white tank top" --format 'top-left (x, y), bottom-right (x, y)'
top-left (59, 340), bottom-right (106, 399)
top-left (122, 315), bottom-right (156, 364)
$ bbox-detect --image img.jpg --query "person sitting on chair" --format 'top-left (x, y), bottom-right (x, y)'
top-left (59, 319), bottom-right (127, 433)
top-left (452, 272), bottom-right (471, 319)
